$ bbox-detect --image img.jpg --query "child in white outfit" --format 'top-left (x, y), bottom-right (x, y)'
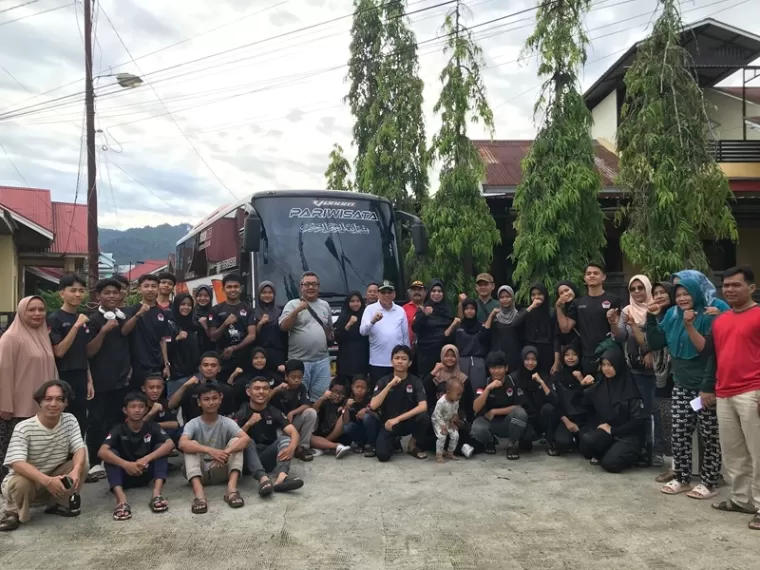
top-left (431, 380), bottom-right (464, 463)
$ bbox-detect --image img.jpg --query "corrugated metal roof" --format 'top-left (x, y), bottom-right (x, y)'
top-left (51, 202), bottom-right (88, 255)
top-left (127, 260), bottom-right (169, 282)
top-left (713, 87), bottom-right (760, 106)
top-left (0, 185), bottom-right (54, 230)
top-left (472, 140), bottom-right (620, 188)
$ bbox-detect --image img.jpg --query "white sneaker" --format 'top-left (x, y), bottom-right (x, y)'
top-left (335, 444), bottom-right (352, 459)
top-left (309, 448), bottom-right (325, 457)
top-left (87, 464), bottom-right (106, 482)
top-left (461, 444), bottom-right (474, 459)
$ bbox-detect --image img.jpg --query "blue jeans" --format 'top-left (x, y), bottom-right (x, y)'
top-left (361, 412), bottom-right (382, 448)
top-left (343, 419), bottom-right (368, 446)
top-left (303, 357), bottom-right (331, 401)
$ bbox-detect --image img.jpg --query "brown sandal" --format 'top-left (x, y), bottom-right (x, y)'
top-left (191, 497), bottom-right (208, 514)
top-left (224, 490), bottom-right (245, 509)
top-left (407, 447), bottom-right (427, 460)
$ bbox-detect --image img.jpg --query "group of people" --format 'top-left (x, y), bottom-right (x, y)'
top-left (0, 264), bottom-right (758, 532)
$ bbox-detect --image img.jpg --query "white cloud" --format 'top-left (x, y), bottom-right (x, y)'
top-left (0, 0), bottom-right (757, 230)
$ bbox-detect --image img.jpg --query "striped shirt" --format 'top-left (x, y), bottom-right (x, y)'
top-left (1, 413), bottom-right (85, 495)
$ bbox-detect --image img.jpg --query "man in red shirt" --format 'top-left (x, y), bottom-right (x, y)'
top-left (402, 280), bottom-right (426, 347)
top-left (702, 265), bottom-right (760, 531)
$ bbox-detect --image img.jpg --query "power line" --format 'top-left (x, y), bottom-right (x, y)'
top-left (0, 0), bottom-right (43, 15)
top-left (0, 1), bottom-right (71, 28)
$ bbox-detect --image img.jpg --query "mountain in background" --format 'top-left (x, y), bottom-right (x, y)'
top-left (100, 223), bottom-right (191, 265)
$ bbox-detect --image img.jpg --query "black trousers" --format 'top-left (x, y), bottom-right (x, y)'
top-left (368, 366), bottom-right (392, 392)
top-left (579, 427), bottom-right (640, 473)
top-left (59, 369), bottom-right (88, 435)
top-left (553, 415), bottom-right (586, 452)
top-left (87, 388), bottom-right (128, 466)
top-left (376, 413), bottom-right (431, 462)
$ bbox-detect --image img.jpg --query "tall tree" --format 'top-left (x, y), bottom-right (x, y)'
top-left (616, 0), bottom-right (737, 278)
top-left (324, 143), bottom-right (353, 191)
top-left (359, 0), bottom-right (429, 213)
top-left (511, 0), bottom-right (605, 298)
top-left (345, 0), bottom-right (383, 192)
top-left (422, 2), bottom-right (499, 296)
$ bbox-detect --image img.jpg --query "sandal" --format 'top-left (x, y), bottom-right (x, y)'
top-left (655, 470), bottom-right (675, 483)
top-left (506, 446), bottom-right (520, 461)
top-left (273, 476), bottom-right (304, 493)
top-left (191, 497), bottom-right (208, 514)
top-left (546, 444), bottom-right (560, 457)
top-left (711, 499), bottom-right (757, 514)
top-left (589, 458), bottom-right (600, 465)
top-left (44, 503), bottom-right (81, 517)
top-left (224, 490), bottom-right (245, 509)
top-left (687, 484), bottom-right (718, 500)
top-left (749, 513), bottom-right (760, 531)
top-left (0, 512), bottom-right (20, 532)
top-left (661, 480), bottom-right (691, 495)
top-left (407, 447), bottom-right (427, 460)
top-left (258, 477), bottom-right (274, 497)
top-left (484, 441), bottom-right (496, 455)
top-left (149, 495), bottom-right (169, 513)
top-left (113, 503), bottom-right (132, 521)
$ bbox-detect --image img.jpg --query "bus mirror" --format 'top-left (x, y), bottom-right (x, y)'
top-left (242, 215), bottom-right (262, 252)
top-left (410, 220), bottom-right (428, 257)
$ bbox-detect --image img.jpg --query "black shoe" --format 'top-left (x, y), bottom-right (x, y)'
top-left (546, 443), bottom-right (559, 457)
top-left (69, 493), bottom-right (81, 511)
top-left (364, 445), bottom-right (376, 458)
top-left (392, 439), bottom-right (403, 454)
top-left (506, 445), bottom-right (520, 460)
top-left (484, 440), bottom-right (496, 454)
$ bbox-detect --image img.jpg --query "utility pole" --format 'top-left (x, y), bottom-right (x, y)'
top-left (84, 0), bottom-right (99, 289)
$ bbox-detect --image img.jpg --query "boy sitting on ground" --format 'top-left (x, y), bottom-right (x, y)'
top-left (310, 382), bottom-right (352, 459)
top-left (99, 392), bottom-right (175, 520)
top-left (235, 377), bottom-right (304, 497)
top-left (141, 374), bottom-right (180, 440)
top-left (270, 359), bottom-right (317, 462)
top-left (179, 384), bottom-right (250, 514)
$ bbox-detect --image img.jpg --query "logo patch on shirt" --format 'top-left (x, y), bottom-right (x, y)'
top-left (240, 309), bottom-right (247, 317)
top-left (266, 418), bottom-right (272, 424)
top-left (105, 433), bottom-right (112, 440)
top-left (405, 384), bottom-right (413, 393)
top-left (517, 388), bottom-right (523, 396)
top-left (63, 322), bottom-right (71, 328)
top-left (602, 301), bottom-right (611, 310)
top-left (476, 388), bottom-right (484, 395)
top-left (507, 388), bottom-right (513, 397)
top-left (157, 313), bottom-right (165, 322)
top-left (143, 433), bottom-right (152, 443)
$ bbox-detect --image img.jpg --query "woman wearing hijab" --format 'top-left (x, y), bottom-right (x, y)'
top-left (412, 279), bottom-right (455, 378)
top-left (193, 285), bottom-right (215, 354)
top-left (555, 280), bottom-right (581, 349)
top-left (334, 291), bottom-right (369, 386)
top-left (672, 270), bottom-right (730, 312)
top-left (449, 298), bottom-right (495, 392)
top-left (490, 285), bottom-right (531, 374)
top-left (167, 294), bottom-right (202, 399)
top-left (523, 283), bottom-right (560, 378)
top-left (253, 281), bottom-right (286, 370)
top-left (650, 281), bottom-right (675, 481)
top-left (579, 346), bottom-right (645, 473)
top-left (646, 277), bottom-right (725, 499)
top-left (610, 275), bottom-right (657, 464)
top-left (0, 296), bottom-right (58, 476)
top-left (551, 343), bottom-right (589, 453)
top-left (509, 346), bottom-right (560, 456)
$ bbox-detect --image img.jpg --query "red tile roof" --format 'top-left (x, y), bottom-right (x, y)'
top-left (51, 202), bottom-right (88, 255)
top-left (0, 185), bottom-right (53, 230)
top-left (472, 140), bottom-right (620, 189)
top-left (713, 87), bottom-right (760, 106)
top-left (127, 260), bottom-right (169, 282)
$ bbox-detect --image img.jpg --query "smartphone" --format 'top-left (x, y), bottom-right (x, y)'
top-left (62, 476), bottom-right (74, 490)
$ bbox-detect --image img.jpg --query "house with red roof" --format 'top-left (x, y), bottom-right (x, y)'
top-left (0, 185), bottom-right (90, 312)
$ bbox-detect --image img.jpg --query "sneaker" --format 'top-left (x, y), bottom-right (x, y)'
top-left (363, 445), bottom-right (376, 458)
top-left (86, 464), bottom-right (106, 483)
top-left (335, 444), bottom-right (352, 459)
top-left (461, 444), bottom-right (474, 459)
top-left (309, 448), bottom-right (325, 457)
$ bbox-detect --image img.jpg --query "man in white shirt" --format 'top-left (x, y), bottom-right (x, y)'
top-left (360, 280), bottom-right (410, 389)
top-left (0, 380), bottom-right (88, 531)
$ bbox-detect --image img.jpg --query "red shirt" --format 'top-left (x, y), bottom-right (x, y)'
top-left (402, 302), bottom-right (420, 346)
top-left (712, 305), bottom-right (760, 398)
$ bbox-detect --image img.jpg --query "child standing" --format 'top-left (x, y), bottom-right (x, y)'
top-left (432, 379), bottom-right (464, 463)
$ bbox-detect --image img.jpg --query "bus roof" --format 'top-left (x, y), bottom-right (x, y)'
top-left (176, 189), bottom-right (392, 246)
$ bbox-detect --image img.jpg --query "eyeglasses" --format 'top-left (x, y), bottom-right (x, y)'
top-left (301, 282), bottom-right (319, 288)
top-left (630, 286), bottom-right (646, 292)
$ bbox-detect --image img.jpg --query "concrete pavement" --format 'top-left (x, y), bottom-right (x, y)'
top-left (0, 449), bottom-right (755, 570)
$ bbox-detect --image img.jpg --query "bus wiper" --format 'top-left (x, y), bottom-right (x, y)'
top-left (318, 292), bottom-right (346, 299)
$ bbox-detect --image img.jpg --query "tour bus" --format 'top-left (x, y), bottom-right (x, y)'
top-left (175, 190), bottom-right (427, 365)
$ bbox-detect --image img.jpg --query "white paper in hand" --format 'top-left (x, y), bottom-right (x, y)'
top-left (690, 396), bottom-right (703, 412)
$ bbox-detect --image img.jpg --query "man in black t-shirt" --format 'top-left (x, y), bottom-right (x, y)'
top-left (85, 278), bottom-right (132, 482)
top-left (470, 350), bottom-right (533, 459)
top-left (557, 262), bottom-right (621, 375)
top-left (122, 274), bottom-right (171, 388)
top-left (168, 352), bottom-right (235, 423)
top-left (98, 392), bottom-right (175, 520)
top-left (235, 377), bottom-right (303, 494)
top-left (207, 274), bottom-right (257, 382)
top-left (48, 274), bottom-right (93, 435)
top-left (367, 345), bottom-right (430, 462)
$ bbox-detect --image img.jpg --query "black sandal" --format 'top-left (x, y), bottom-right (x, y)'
top-left (506, 446), bottom-right (520, 461)
top-left (0, 512), bottom-right (20, 531)
top-left (191, 497), bottom-right (208, 514)
top-left (113, 503), bottom-right (132, 521)
top-left (258, 477), bottom-right (274, 497)
top-left (407, 447), bottom-right (427, 460)
top-left (484, 441), bottom-right (496, 455)
top-left (149, 495), bottom-right (168, 513)
top-left (273, 476), bottom-right (304, 493)
top-left (711, 499), bottom-right (756, 514)
top-left (44, 503), bottom-right (81, 517)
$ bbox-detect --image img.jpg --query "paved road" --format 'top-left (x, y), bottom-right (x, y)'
top-left (0, 448), bottom-right (755, 570)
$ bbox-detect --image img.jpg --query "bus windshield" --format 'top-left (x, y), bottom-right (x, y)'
top-left (253, 195), bottom-right (401, 302)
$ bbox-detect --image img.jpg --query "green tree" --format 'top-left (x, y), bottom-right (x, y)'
top-left (616, 0), bottom-right (737, 278)
top-left (422, 2), bottom-right (499, 296)
top-left (346, 0), bottom-right (383, 192)
top-left (511, 0), bottom-right (605, 299)
top-left (324, 143), bottom-right (353, 191)
top-left (358, 0), bottom-right (429, 214)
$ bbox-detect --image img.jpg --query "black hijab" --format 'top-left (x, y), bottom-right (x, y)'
top-left (591, 347), bottom-right (640, 423)
top-left (424, 278), bottom-right (453, 319)
top-left (516, 345), bottom-right (542, 392)
top-left (254, 280), bottom-right (282, 322)
top-left (524, 283), bottom-right (554, 344)
top-left (335, 291), bottom-right (365, 330)
top-left (172, 293), bottom-right (195, 331)
top-left (655, 281), bottom-right (675, 308)
top-left (460, 298), bottom-right (481, 335)
top-left (552, 343), bottom-right (583, 390)
top-left (193, 285), bottom-right (212, 319)
top-left (556, 280), bottom-right (580, 300)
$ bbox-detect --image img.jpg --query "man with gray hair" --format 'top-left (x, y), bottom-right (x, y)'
top-left (279, 271), bottom-right (333, 400)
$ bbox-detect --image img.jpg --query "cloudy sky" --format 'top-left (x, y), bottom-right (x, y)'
top-left (0, 0), bottom-right (756, 230)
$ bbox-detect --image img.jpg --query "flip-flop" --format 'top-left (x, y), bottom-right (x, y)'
top-left (687, 484), bottom-right (718, 500)
top-left (149, 495), bottom-right (169, 513)
top-left (113, 503), bottom-right (131, 521)
top-left (273, 476), bottom-right (304, 492)
top-left (661, 480), bottom-right (691, 495)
